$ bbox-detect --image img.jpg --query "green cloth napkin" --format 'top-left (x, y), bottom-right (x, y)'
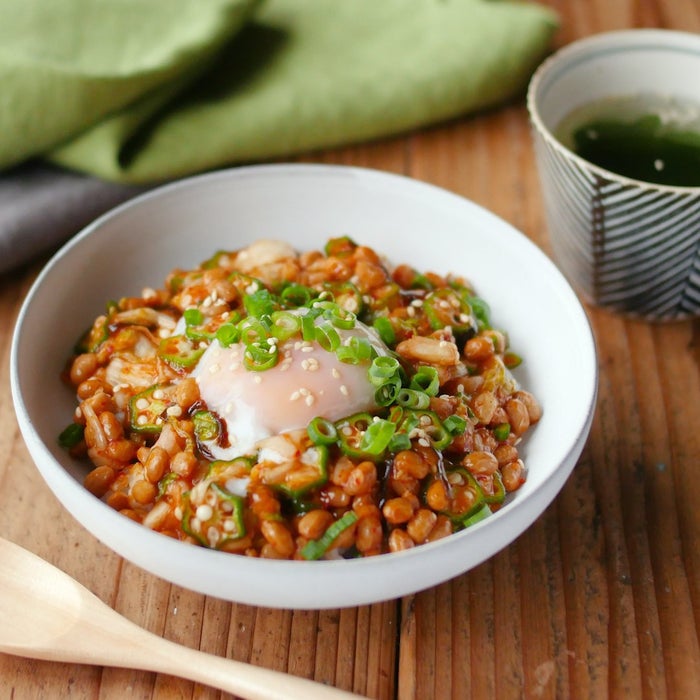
top-left (0, 0), bottom-right (557, 184)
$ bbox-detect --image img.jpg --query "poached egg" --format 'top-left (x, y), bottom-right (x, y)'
top-left (192, 319), bottom-right (388, 460)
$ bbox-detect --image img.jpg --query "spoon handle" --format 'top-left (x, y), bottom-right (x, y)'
top-left (103, 624), bottom-right (364, 700)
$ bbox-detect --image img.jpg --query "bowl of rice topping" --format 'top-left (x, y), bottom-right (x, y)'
top-left (11, 164), bottom-right (597, 608)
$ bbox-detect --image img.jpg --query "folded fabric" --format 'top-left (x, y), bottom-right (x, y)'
top-left (0, 0), bottom-right (558, 184)
top-left (0, 163), bottom-right (145, 275)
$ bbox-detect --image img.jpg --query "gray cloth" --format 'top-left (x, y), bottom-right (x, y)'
top-left (0, 164), bottom-right (146, 275)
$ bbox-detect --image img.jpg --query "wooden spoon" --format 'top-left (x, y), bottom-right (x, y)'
top-left (0, 537), bottom-right (365, 699)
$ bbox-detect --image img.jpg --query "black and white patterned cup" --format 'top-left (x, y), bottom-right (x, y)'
top-left (527, 30), bottom-right (700, 321)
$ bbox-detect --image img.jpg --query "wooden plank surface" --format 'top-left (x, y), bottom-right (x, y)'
top-left (2, 2), bottom-right (699, 698)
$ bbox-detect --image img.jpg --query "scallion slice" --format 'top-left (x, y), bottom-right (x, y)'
top-left (410, 366), bottom-right (440, 396)
top-left (301, 511), bottom-right (359, 560)
top-left (307, 417), bottom-right (339, 446)
top-left (396, 388), bottom-right (430, 409)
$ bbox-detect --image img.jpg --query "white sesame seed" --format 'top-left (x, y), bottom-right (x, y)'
top-left (202, 296), bottom-right (212, 308)
top-left (209, 363), bottom-right (220, 374)
top-left (228, 362), bottom-right (240, 372)
top-left (406, 306), bottom-right (416, 318)
top-left (225, 402), bottom-right (234, 414)
top-left (74, 407), bottom-right (82, 419)
top-left (411, 299), bottom-right (424, 307)
top-left (290, 391), bottom-right (301, 401)
top-left (418, 437), bottom-right (430, 447)
top-left (299, 388), bottom-right (310, 396)
top-left (340, 385), bottom-right (349, 396)
top-left (196, 504), bottom-right (213, 521)
top-left (331, 368), bottom-right (340, 379)
top-left (301, 346), bottom-right (314, 353)
top-left (304, 395), bottom-right (315, 406)
top-left (210, 290), bottom-right (219, 302)
top-left (207, 527), bottom-right (220, 546)
top-left (253, 375), bottom-right (262, 384)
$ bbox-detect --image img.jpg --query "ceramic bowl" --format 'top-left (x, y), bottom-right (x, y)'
top-left (11, 164), bottom-right (597, 609)
top-left (528, 29), bottom-right (700, 321)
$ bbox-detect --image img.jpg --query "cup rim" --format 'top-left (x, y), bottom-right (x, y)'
top-left (527, 28), bottom-right (700, 194)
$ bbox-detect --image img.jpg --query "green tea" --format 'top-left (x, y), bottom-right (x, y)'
top-left (555, 95), bottom-right (700, 187)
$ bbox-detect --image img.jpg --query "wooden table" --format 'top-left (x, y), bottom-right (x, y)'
top-left (2, 2), bottom-right (699, 697)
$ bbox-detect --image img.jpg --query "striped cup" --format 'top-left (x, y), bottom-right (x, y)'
top-left (527, 30), bottom-right (700, 321)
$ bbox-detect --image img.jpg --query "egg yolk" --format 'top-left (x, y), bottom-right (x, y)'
top-left (193, 321), bottom-right (388, 459)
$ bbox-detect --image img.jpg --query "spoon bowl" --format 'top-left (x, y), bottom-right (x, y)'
top-left (0, 537), bottom-right (363, 700)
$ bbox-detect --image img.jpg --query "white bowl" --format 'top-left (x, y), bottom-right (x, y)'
top-left (11, 164), bottom-right (597, 609)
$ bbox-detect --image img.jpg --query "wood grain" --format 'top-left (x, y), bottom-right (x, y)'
top-left (2, 1), bottom-right (699, 697)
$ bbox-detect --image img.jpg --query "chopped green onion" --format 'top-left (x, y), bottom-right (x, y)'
top-left (183, 308), bottom-right (204, 327)
top-left (409, 269), bottom-right (434, 291)
top-left (301, 510), bottom-right (359, 560)
top-left (244, 288), bottom-right (276, 318)
top-left (359, 418), bottom-right (396, 455)
top-left (215, 323), bottom-right (239, 348)
top-left (243, 342), bottom-right (278, 371)
top-left (335, 336), bottom-right (374, 364)
top-left (443, 414), bottom-right (467, 435)
top-left (396, 388), bottom-right (430, 409)
top-left (301, 313), bottom-right (316, 342)
top-left (388, 432), bottom-right (412, 453)
top-left (314, 322), bottom-right (341, 352)
top-left (410, 366), bottom-right (440, 396)
top-left (58, 422), bottom-right (84, 449)
top-left (325, 304), bottom-right (356, 330)
top-left (493, 422), bottom-right (511, 441)
top-left (237, 316), bottom-right (270, 345)
top-left (468, 296), bottom-right (491, 330)
top-left (368, 356), bottom-right (400, 386)
top-left (462, 503), bottom-right (492, 528)
top-left (280, 283), bottom-right (314, 308)
top-left (307, 417), bottom-right (338, 446)
top-left (270, 310), bottom-right (301, 341)
top-left (374, 376), bottom-right (401, 406)
top-left (373, 317), bottom-right (396, 346)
